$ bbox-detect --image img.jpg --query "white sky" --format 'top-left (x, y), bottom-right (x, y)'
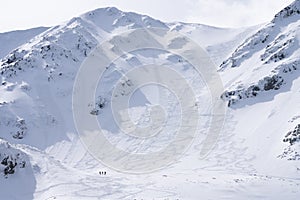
top-left (0, 0), bottom-right (295, 32)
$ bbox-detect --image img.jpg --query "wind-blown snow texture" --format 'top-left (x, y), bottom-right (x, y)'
top-left (0, 3), bottom-right (300, 200)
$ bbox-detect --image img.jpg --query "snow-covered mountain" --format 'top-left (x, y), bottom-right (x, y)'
top-left (0, 3), bottom-right (300, 200)
top-left (219, 0), bottom-right (300, 161)
top-left (0, 27), bottom-right (48, 59)
top-left (220, 0), bottom-right (300, 107)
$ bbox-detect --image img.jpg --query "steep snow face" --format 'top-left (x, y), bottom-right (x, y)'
top-left (220, 0), bottom-right (300, 107)
top-left (0, 27), bottom-right (48, 59)
top-left (168, 22), bottom-right (261, 66)
top-left (0, 6), bottom-right (256, 149)
top-left (0, 14), bottom-right (106, 151)
top-left (218, 0), bottom-right (300, 170)
top-left (0, 7), bottom-right (177, 151)
top-left (273, 0), bottom-right (300, 23)
top-left (0, 5), bottom-right (299, 200)
top-left (220, 0), bottom-right (300, 70)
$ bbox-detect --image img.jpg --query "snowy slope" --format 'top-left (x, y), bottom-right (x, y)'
top-left (168, 22), bottom-right (262, 66)
top-left (0, 4), bottom-right (300, 200)
top-left (0, 27), bottom-right (48, 59)
top-left (218, 0), bottom-right (300, 179)
top-left (220, 0), bottom-right (300, 107)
